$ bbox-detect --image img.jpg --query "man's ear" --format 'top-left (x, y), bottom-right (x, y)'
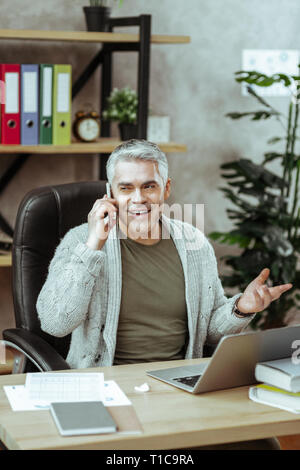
top-left (164, 178), bottom-right (171, 200)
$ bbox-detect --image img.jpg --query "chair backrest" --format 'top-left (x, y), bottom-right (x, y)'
top-left (12, 180), bottom-right (106, 359)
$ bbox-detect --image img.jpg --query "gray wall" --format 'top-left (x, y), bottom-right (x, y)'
top-left (0, 0), bottom-right (299, 332)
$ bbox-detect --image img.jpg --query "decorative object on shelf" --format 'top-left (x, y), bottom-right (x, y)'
top-left (73, 107), bottom-right (101, 142)
top-left (147, 114), bottom-right (170, 143)
top-left (118, 122), bottom-right (138, 141)
top-left (209, 69), bottom-right (300, 330)
top-left (102, 87), bottom-right (138, 140)
top-left (83, 0), bottom-right (123, 32)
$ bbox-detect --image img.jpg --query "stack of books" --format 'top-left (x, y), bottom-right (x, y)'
top-left (0, 63), bottom-right (72, 145)
top-left (249, 357), bottom-right (300, 413)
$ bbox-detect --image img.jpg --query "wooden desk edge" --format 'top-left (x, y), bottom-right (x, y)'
top-left (0, 359), bottom-right (300, 450)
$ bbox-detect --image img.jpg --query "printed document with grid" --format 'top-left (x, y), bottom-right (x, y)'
top-left (25, 373), bottom-right (105, 403)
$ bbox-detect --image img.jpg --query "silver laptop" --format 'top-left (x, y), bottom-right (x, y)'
top-left (147, 324), bottom-right (300, 394)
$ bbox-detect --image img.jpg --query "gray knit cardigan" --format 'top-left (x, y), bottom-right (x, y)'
top-left (36, 214), bottom-right (253, 369)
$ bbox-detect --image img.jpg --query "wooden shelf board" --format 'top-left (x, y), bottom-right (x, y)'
top-left (0, 254), bottom-right (12, 267)
top-left (0, 29), bottom-right (190, 44)
top-left (0, 139), bottom-right (187, 154)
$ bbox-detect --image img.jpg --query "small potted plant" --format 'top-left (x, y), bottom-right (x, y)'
top-left (102, 87), bottom-right (138, 140)
top-left (83, 0), bottom-right (123, 32)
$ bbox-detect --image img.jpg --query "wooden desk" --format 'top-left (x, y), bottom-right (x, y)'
top-left (0, 358), bottom-right (300, 450)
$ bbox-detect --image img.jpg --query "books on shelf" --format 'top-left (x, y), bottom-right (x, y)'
top-left (0, 63), bottom-right (72, 145)
top-left (255, 357), bottom-right (300, 393)
top-left (249, 357), bottom-right (300, 413)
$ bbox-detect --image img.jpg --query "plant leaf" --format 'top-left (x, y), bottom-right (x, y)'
top-left (263, 152), bottom-right (284, 164)
top-left (226, 110), bottom-right (279, 120)
top-left (267, 136), bottom-right (283, 144)
top-left (235, 70), bottom-right (292, 88)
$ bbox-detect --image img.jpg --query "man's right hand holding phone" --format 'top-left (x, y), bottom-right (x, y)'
top-left (86, 195), bottom-right (118, 251)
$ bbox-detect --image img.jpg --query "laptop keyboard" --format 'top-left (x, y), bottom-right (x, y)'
top-left (172, 375), bottom-right (201, 388)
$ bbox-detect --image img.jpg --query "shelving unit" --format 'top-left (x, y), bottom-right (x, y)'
top-left (0, 29), bottom-right (190, 44)
top-left (0, 139), bottom-right (187, 155)
top-left (0, 16), bottom-right (190, 267)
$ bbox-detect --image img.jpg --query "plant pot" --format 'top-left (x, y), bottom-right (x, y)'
top-left (83, 6), bottom-right (111, 32)
top-left (118, 123), bottom-right (138, 141)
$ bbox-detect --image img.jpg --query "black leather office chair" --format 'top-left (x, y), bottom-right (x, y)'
top-left (2, 181), bottom-right (107, 373)
top-left (2, 180), bottom-right (215, 373)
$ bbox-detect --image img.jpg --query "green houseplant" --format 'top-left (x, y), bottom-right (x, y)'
top-left (102, 87), bottom-right (138, 140)
top-left (209, 69), bottom-right (300, 330)
top-left (83, 0), bottom-right (123, 32)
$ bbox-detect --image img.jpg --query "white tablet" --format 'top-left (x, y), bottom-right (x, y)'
top-left (50, 401), bottom-right (117, 436)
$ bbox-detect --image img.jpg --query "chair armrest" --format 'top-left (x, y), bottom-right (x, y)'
top-left (2, 328), bottom-right (70, 372)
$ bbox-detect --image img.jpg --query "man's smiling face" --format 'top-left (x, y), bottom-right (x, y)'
top-left (111, 159), bottom-right (171, 243)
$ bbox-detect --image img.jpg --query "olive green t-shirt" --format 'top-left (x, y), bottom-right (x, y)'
top-left (113, 234), bottom-right (188, 365)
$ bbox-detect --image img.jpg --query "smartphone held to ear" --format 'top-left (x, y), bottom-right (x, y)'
top-left (106, 182), bottom-right (111, 198)
top-left (105, 183), bottom-right (118, 230)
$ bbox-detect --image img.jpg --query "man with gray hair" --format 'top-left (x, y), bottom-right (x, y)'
top-left (37, 137), bottom-right (291, 368)
top-left (37, 138), bottom-right (290, 449)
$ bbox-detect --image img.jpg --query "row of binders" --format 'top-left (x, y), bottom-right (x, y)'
top-left (0, 64), bottom-right (72, 145)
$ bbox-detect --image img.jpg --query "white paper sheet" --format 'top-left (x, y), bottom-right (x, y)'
top-left (103, 380), bottom-right (131, 407)
top-left (4, 385), bottom-right (40, 411)
top-left (25, 372), bottom-right (104, 404)
top-left (3, 380), bottom-right (131, 411)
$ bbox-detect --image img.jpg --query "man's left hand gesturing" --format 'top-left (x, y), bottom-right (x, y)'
top-left (236, 268), bottom-right (293, 315)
